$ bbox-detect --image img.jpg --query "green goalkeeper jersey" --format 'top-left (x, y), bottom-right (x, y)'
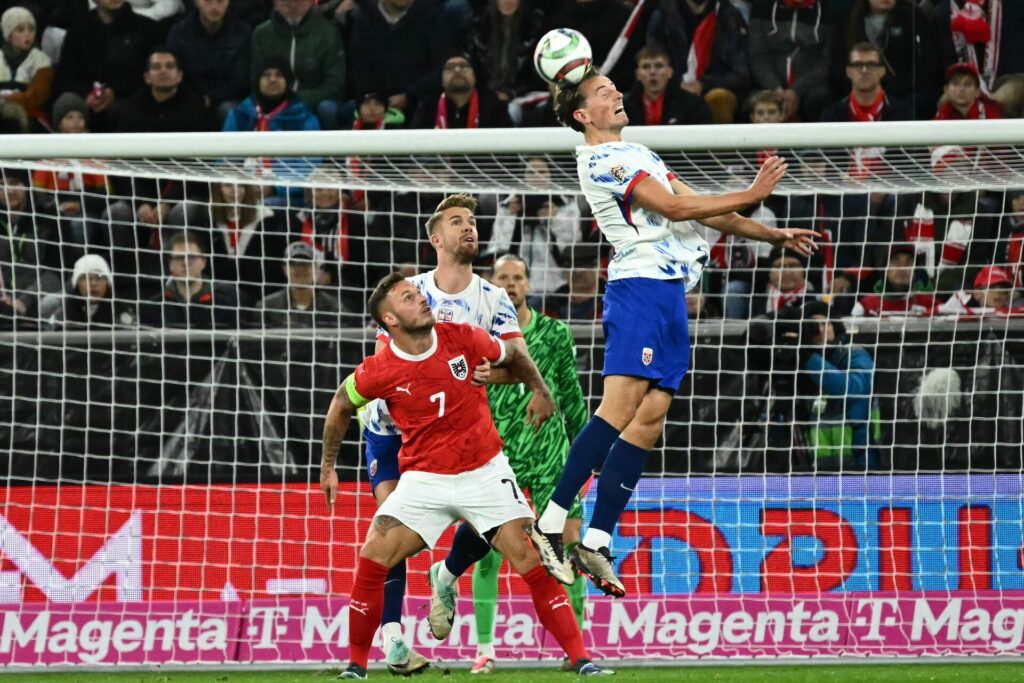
top-left (488, 308), bottom-right (587, 481)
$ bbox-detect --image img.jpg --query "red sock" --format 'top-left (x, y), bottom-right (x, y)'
top-left (522, 566), bottom-right (588, 664)
top-left (348, 556), bottom-right (389, 668)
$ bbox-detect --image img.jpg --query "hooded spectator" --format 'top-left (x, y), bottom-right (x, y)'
top-left (224, 59), bottom-right (319, 132)
top-left (0, 6), bottom-right (52, 126)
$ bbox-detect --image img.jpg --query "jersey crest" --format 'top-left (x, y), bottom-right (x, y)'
top-left (610, 163), bottom-right (628, 183)
top-left (437, 306), bottom-right (454, 322)
top-left (448, 355), bottom-right (469, 380)
top-left (642, 347), bottom-right (654, 366)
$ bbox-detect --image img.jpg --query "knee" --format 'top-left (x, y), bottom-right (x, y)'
top-left (704, 88), bottom-right (738, 124)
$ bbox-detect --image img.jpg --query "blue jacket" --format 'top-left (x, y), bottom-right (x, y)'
top-left (803, 344), bottom-right (877, 467)
top-left (222, 97), bottom-right (320, 132)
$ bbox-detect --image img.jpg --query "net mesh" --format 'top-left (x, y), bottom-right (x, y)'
top-left (1, 132), bottom-right (1023, 666)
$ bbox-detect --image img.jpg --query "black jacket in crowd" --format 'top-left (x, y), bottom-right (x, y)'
top-left (111, 86), bottom-right (214, 133)
top-left (167, 9), bottom-right (252, 106)
top-left (140, 280), bottom-right (239, 329)
top-left (411, 86), bottom-right (512, 129)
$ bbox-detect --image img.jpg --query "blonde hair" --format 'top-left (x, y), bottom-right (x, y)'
top-left (424, 193), bottom-right (478, 237)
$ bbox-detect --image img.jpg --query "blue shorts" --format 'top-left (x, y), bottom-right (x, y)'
top-left (363, 429), bottom-right (401, 491)
top-left (602, 277), bottom-right (691, 393)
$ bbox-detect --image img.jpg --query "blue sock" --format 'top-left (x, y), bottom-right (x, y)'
top-left (588, 438), bottom-right (650, 536)
top-left (550, 416), bottom-right (621, 511)
top-left (380, 559), bottom-right (406, 627)
top-left (445, 523), bottom-right (492, 578)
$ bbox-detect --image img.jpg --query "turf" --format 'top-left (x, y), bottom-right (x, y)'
top-left (4, 663), bottom-right (1023, 683)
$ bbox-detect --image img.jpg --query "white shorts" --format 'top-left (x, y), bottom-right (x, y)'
top-left (375, 452), bottom-right (534, 549)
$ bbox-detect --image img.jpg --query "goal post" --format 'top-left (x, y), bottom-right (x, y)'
top-left (1, 121), bottom-right (1023, 667)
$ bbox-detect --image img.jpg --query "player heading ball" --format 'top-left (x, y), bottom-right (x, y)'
top-left (534, 66), bottom-right (820, 597)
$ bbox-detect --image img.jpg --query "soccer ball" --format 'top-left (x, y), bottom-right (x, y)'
top-left (533, 28), bottom-right (593, 85)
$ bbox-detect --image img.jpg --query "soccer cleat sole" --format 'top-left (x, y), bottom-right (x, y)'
top-left (570, 555), bottom-right (626, 598)
top-left (386, 649), bottom-right (429, 677)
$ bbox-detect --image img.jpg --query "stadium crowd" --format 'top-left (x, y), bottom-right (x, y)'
top-left (0, 0), bottom-right (1023, 335)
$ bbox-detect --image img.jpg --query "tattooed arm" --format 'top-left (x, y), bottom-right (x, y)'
top-left (320, 375), bottom-right (362, 512)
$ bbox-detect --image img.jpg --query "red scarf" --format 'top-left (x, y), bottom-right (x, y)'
top-left (435, 90), bottom-right (479, 129)
top-left (1007, 226), bottom-right (1024, 288)
top-left (848, 90), bottom-right (886, 122)
top-left (642, 94), bottom-right (664, 126)
top-left (255, 100), bottom-right (289, 131)
top-left (299, 203), bottom-right (350, 262)
top-left (934, 95), bottom-right (1002, 120)
top-left (683, 9), bottom-right (717, 85)
top-left (226, 219), bottom-right (239, 252)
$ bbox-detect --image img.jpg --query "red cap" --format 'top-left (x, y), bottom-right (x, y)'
top-left (973, 266), bottom-right (1012, 289)
top-left (946, 61), bottom-right (981, 85)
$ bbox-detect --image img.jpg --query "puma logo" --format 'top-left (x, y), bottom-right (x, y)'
top-left (549, 598), bottom-right (571, 611)
top-left (395, 385), bottom-right (412, 395)
top-left (350, 603), bottom-right (369, 615)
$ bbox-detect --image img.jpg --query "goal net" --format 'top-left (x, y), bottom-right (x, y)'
top-left (0, 122), bottom-right (1023, 667)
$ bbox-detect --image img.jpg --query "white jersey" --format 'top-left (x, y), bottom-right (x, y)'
top-left (362, 270), bottom-right (522, 436)
top-left (577, 141), bottom-right (709, 289)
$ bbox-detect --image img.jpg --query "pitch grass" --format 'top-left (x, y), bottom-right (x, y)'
top-left (5, 663), bottom-right (1024, 683)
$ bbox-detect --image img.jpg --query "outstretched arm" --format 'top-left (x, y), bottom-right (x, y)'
top-left (667, 178), bottom-right (819, 257)
top-left (320, 378), bottom-right (360, 512)
top-left (632, 155), bottom-right (787, 221)
top-left (500, 337), bottom-right (556, 431)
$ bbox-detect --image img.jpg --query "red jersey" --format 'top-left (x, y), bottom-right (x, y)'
top-left (349, 322), bottom-right (506, 475)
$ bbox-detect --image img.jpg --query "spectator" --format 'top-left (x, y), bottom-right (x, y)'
top-left (250, 0), bottom-right (345, 128)
top-left (293, 179), bottom-right (367, 303)
top-left (829, 0), bottom-right (941, 119)
top-left (349, 90), bottom-right (404, 129)
top-left (32, 93), bottom-right (111, 265)
top-left (999, 189), bottom-right (1024, 289)
top-left (346, 0), bottom-right (457, 117)
top-left (485, 157), bottom-right (579, 298)
top-left (54, 0), bottom-right (158, 129)
top-left (545, 0), bottom-right (642, 88)
top-left (934, 0), bottom-right (1024, 117)
top-left (934, 61), bottom-right (1003, 119)
top-left (468, 0), bottom-right (546, 103)
top-left (411, 51), bottom-right (512, 128)
top-left (224, 59), bottom-right (319, 132)
top-left (111, 47), bottom-right (214, 132)
top-left (852, 242), bottom-right (939, 317)
top-left (686, 282), bottom-right (721, 320)
top-left (37, 253), bottom-right (137, 329)
top-left (703, 202), bottom-right (777, 319)
top-left (778, 301), bottom-right (877, 470)
top-left (140, 230), bottom-right (239, 328)
top-left (698, 0), bottom-right (755, 124)
top-left (754, 246), bottom-right (816, 317)
top-left (1, 172), bottom-right (61, 327)
top-left (167, 0), bottom-right (252, 120)
top-left (646, 0), bottom-right (715, 94)
top-left (0, 6), bottom-right (52, 128)
top-left (938, 265), bottom-right (1021, 316)
top-left (519, 81), bottom-right (558, 127)
top-left (749, 0), bottom-right (834, 122)
top-left (623, 44), bottom-right (713, 126)
top-left (820, 41), bottom-right (912, 180)
top-left (821, 42), bottom-right (913, 122)
top-left (203, 182), bottom-right (288, 304)
top-left (252, 240), bottom-right (345, 328)
top-left (544, 256), bottom-right (606, 322)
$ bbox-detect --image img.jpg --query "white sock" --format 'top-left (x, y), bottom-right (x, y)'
top-left (381, 621), bottom-right (403, 655)
top-left (476, 642), bottom-right (495, 659)
top-left (436, 562), bottom-right (459, 587)
top-left (582, 528), bottom-right (612, 551)
top-left (537, 501), bottom-right (569, 535)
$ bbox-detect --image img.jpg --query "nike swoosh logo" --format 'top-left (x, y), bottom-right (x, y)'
top-left (446, 615), bottom-right (455, 625)
top-left (619, 483), bottom-right (635, 492)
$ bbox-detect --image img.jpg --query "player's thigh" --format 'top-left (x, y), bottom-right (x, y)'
top-left (363, 429), bottom-right (401, 503)
top-left (594, 375), bottom-right (651, 429)
top-left (361, 514), bottom-right (426, 567)
top-left (621, 388), bottom-right (674, 449)
top-left (374, 471), bottom-right (458, 552)
top-left (454, 454), bottom-right (535, 551)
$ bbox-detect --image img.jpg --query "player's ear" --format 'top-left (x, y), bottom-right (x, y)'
top-left (381, 309), bottom-right (398, 329)
top-left (573, 109), bottom-right (588, 128)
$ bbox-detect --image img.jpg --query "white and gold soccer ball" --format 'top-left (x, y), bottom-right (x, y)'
top-left (533, 28), bottom-right (593, 85)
